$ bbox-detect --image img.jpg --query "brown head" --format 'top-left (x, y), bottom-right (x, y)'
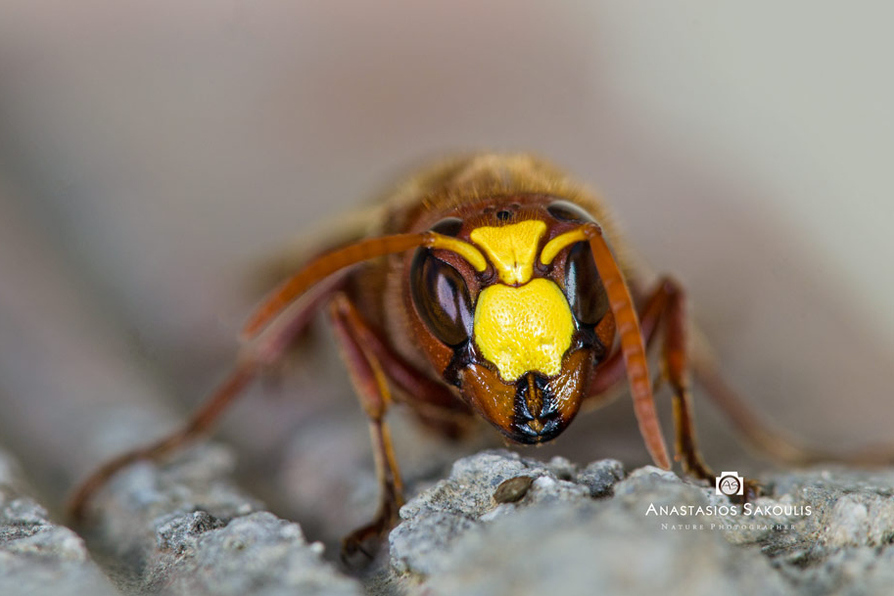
top-left (406, 198), bottom-right (617, 444)
top-left (244, 160), bottom-right (670, 467)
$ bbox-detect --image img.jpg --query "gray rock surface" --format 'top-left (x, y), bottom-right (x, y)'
top-left (382, 450), bottom-right (894, 596)
top-left (81, 442), bottom-right (363, 596)
top-left (145, 512), bottom-right (359, 596)
top-left (5, 438), bottom-right (894, 596)
top-left (0, 450), bottom-right (119, 596)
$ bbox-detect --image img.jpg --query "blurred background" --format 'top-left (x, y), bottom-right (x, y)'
top-left (0, 1), bottom-right (892, 543)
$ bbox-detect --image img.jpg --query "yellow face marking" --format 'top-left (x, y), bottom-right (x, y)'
top-left (473, 278), bottom-right (575, 382)
top-left (427, 233), bottom-right (487, 271)
top-left (470, 220), bottom-right (547, 285)
top-left (540, 227), bottom-right (590, 265)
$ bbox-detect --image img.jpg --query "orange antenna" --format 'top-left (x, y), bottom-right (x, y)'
top-left (242, 232), bottom-right (487, 339)
top-left (583, 224), bottom-right (671, 470)
top-left (243, 233), bottom-right (426, 338)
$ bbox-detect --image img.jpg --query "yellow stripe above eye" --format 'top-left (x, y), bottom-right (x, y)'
top-left (426, 233), bottom-right (488, 272)
top-left (540, 227), bottom-right (590, 265)
top-left (470, 220), bottom-right (547, 285)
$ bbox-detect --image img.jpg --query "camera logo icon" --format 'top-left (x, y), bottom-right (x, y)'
top-left (715, 471), bottom-right (744, 496)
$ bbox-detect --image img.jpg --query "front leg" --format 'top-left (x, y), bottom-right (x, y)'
top-left (643, 277), bottom-right (762, 499)
top-left (587, 277), bottom-right (761, 498)
top-left (649, 278), bottom-right (713, 480)
top-left (327, 294), bottom-right (406, 562)
top-left (328, 293), bottom-right (479, 562)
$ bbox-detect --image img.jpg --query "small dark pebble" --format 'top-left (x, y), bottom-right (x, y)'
top-left (493, 475), bottom-right (535, 503)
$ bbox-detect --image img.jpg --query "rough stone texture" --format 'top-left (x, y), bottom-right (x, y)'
top-left (81, 442), bottom-right (363, 596)
top-left (389, 450), bottom-right (600, 576)
top-left (5, 438), bottom-right (894, 596)
top-left (0, 450), bottom-right (119, 596)
top-left (757, 469), bottom-right (894, 596)
top-left (382, 450), bottom-right (894, 596)
top-left (145, 512), bottom-right (360, 596)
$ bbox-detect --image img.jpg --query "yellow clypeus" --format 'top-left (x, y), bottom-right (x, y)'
top-left (473, 278), bottom-right (575, 382)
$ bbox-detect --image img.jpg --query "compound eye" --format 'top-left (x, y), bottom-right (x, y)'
top-left (430, 217), bottom-right (463, 237)
top-left (410, 249), bottom-right (473, 346)
top-left (547, 200), bottom-right (596, 223)
top-left (564, 242), bottom-right (609, 326)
